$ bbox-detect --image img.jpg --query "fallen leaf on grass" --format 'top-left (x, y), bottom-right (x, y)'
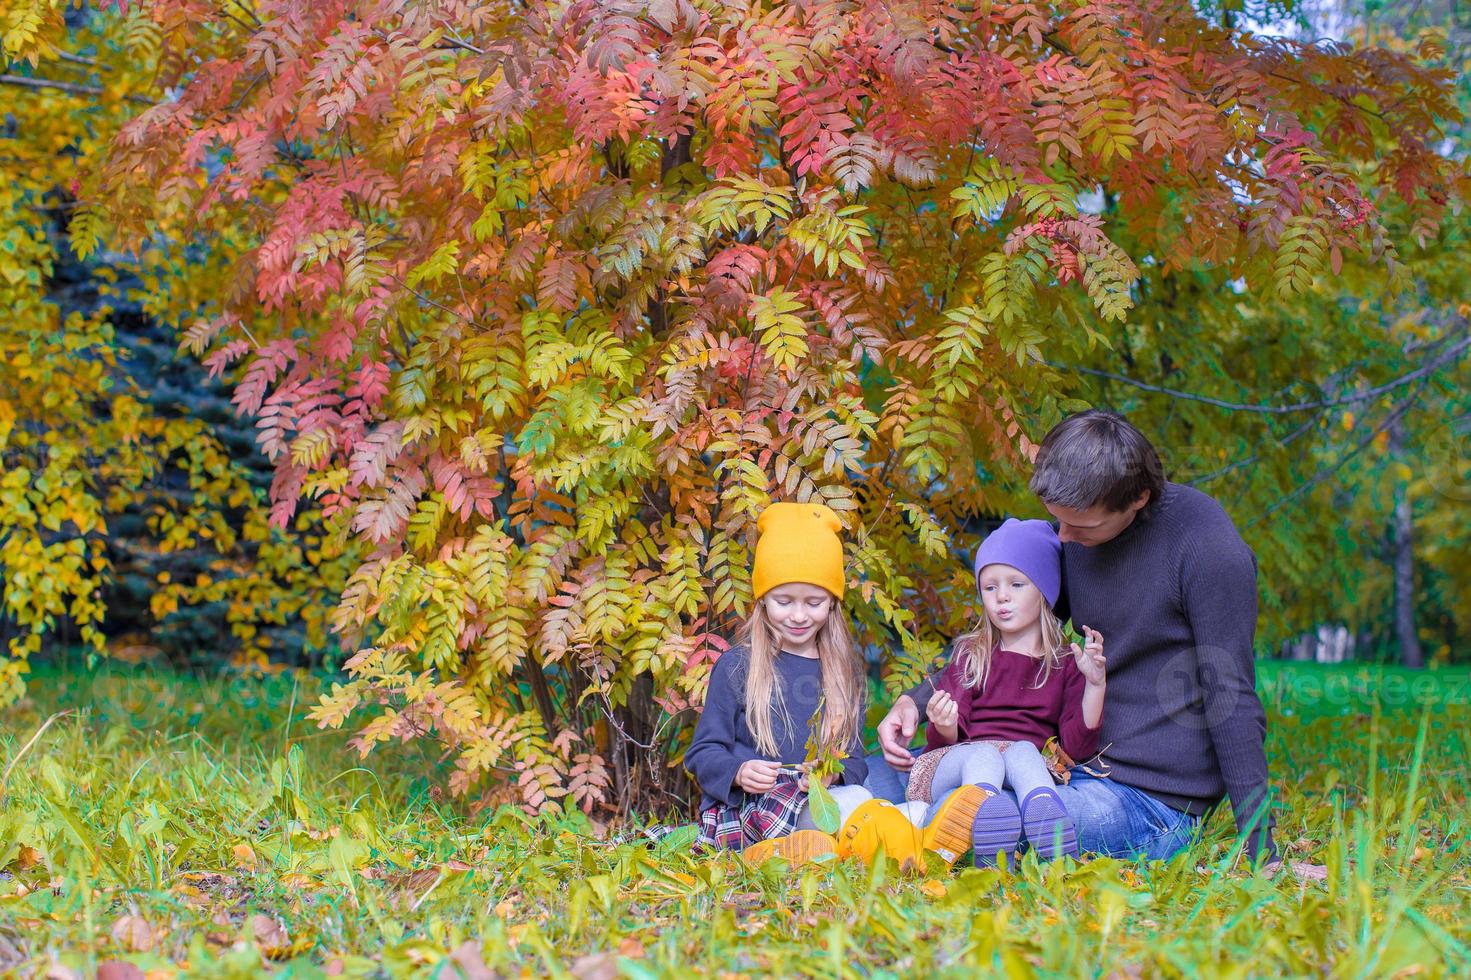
top-left (0, 936), bottom-right (23, 971)
top-left (110, 914), bottom-right (156, 952)
top-left (570, 953), bottom-right (617, 980)
top-left (232, 843), bottom-right (257, 869)
top-left (1287, 861), bottom-right (1329, 882)
top-left (251, 913), bottom-right (291, 957)
top-left (96, 963), bottom-right (144, 980)
top-left (8, 844), bottom-right (42, 871)
top-left (920, 880), bottom-right (948, 899)
top-left (617, 937), bottom-right (645, 958)
top-left (444, 941), bottom-right (495, 980)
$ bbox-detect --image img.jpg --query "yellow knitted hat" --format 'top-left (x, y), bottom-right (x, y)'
top-left (752, 502), bottom-right (846, 599)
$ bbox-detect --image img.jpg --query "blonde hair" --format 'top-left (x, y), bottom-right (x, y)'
top-left (955, 600), bottom-right (1068, 692)
top-left (740, 596), bottom-right (865, 760)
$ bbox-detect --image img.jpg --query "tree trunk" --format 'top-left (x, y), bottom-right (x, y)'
top-left (1389, 419), bottom-right (1424, 668)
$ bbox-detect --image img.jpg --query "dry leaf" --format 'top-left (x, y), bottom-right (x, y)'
top-left (110, 914), bottom-right (156, 952)
top-left (251, 913), bottom-right (290, 956)
top-left (0, 936), bottom-right (23, 972)
top-left (232, 843), bottom-right (257, 869)
top-left (570, 952), bottom-right (618, 980)
top-left (1289, 861), bottom-right (1329, 882)
top-left (617, 937), bottom-right (646, 958)
top-left (920, 879), bottom-right (948, 899)
top-left (11, 844), bottom-right (42, 871)
top-left (445, 940), bottom-right (495, 980)
top-left (96, 963), bottom-right (144, 980)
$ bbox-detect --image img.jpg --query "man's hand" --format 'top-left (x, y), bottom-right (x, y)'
top-left (877, 695), bottom-right (920, 770)
top-left (926, 690), bottom-right (960, 744)
top-left (1070, 626), bottom-right (1106, 687)
top-left (734, 759), bottom-right (782, 794)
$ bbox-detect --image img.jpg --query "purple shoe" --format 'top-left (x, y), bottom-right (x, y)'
top-left (970, 783), bottom-right (1022, 868)
top-left (1020, 788), bottom-right (1079, 861)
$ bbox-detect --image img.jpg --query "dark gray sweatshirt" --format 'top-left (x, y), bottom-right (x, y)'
top-left (912, 483), bottom-right (1277, 860)
top-left (685, 645), bottom-right (868, 810)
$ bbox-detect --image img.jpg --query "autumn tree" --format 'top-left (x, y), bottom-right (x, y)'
top-left (1058, 0), bottom-right (1471, 668)
top-left (83, 0), bottom-right (1465, 813)
top-left (0, 1), bottom-right (350, 696)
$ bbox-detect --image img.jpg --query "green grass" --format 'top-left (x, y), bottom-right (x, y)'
top-left (1, 660), bottom-right (1468, 977)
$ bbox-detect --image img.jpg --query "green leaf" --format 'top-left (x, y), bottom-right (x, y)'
top-left (805, 778), bottom-right (841, 835)
top-left (654, 824), bottom-right (700, 853)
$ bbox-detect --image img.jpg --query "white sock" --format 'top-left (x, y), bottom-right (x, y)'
top-left (897, 800), bottom-right (929, 826)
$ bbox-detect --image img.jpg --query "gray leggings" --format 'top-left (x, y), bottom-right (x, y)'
top-left (794, 784), bottom-right (873, 831)
top-left (930, 741), bottom-right (1054, 805)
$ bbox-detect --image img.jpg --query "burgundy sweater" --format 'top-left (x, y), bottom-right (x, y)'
top-left (924, 648), bottom-right (1101, 761)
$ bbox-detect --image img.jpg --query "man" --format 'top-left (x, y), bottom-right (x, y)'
top-left (871, 410), bottom-right (1278, 863)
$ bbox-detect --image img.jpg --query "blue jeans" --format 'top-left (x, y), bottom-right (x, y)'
top-left (863, 753), bottom-right (1200, 861)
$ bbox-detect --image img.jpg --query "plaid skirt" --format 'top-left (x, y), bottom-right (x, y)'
top-left (696, 778), bottom-right (807, 852)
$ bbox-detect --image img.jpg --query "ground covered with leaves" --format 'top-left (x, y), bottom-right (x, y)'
top-left (1, 662), bottom-right (1467, 977)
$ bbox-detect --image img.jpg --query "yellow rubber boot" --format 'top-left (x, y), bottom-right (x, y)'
top-left (834, 800), bottom-right (923, 872)
top-left (743, 829), bottom-right (839, 867)
top-left (921, 784), bottom-right (991, 869)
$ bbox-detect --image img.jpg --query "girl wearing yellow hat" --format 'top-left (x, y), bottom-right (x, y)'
top-left (685, 502), bottom-right (987, 870)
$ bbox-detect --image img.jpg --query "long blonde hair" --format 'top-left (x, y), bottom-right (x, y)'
top-left (955, 601), bottom-right (1068, 692)
top-left (741, 597), bottom-right (865, 760)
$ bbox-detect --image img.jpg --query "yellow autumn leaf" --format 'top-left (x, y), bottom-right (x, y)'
top-left (232, 842), bottom-right (258, 869)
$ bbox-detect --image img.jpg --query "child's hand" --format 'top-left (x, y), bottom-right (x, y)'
top-left (735, 759), bottom-right (783, 794)
top-left (926, 690), bottom-right (960, 743)
top-left (796, 763), bottom-right (837, 793)
top-left (1071, 626), bottom-right (1106, 687)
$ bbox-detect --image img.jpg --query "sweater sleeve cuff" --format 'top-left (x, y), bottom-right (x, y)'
top-left (1245, 826), bottom-right (1278, 864)
top-left (904, 677), bottom-right (935, 716)
top-left (706, 744), bottom-right (760, 807)
top-left (838, 752), bottom-right (868, 788)
top-left (1060, 713), bottom-right (1102, 761)
top-left (1231, 785), bottom-right (1278, 863)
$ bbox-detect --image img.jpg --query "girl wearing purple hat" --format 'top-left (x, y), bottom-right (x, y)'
top-left (903, 518), bottom-right (1107, 866)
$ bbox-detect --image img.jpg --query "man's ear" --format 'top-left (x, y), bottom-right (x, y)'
top-left (1128, 490), bottom-right (1151, 514)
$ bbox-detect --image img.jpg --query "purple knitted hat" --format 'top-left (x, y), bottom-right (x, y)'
top-left (973, 518), bottom-right (1062, 607)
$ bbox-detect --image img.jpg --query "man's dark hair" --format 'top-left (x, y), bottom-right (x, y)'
top-left (1029, 410), bottom-right (1165, 512)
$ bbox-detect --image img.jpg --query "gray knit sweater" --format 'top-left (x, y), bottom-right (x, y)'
top-left (911, 483), bottom-right (1277, 860)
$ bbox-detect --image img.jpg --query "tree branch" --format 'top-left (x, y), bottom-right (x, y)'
top-left (1247, 377), bottom-right (1431, 528)
top-left (0, 73), bottom-right (152, 105)
top-left (1051, 329), bottom-right (1470, 415)
top-left (1187, 410), bottom-right (1326, 486)
top-left (56, 51), bottom-right (106, 71)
